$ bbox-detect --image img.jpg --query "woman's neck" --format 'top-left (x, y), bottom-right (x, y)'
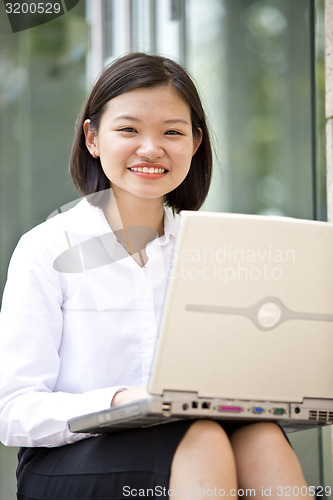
top-left (103, 189), bottom-right (165, 264)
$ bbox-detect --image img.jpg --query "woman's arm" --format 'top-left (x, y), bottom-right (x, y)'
top-left (0, 231), bottom-right (127, 448)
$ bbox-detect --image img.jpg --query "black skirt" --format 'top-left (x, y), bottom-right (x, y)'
top-left (16, 420), bottom-right (290, 500)
top-left (16, 420), bottom-right (197, 500)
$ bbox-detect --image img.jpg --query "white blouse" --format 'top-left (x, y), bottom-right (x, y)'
top-left (0, 198), bottom-right (179, 447)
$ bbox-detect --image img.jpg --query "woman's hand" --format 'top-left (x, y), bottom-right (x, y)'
top-left (111, 385), bottom-right (148, 407)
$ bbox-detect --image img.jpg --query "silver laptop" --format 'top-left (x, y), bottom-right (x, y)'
top-left (68, 211), bottom-right (333, 434)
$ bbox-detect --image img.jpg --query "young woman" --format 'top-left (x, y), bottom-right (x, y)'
top-left (0, 53), bottom-right (310, 499)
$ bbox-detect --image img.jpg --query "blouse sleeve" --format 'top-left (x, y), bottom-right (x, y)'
top-left (0, 233), bottom-right (126, 448)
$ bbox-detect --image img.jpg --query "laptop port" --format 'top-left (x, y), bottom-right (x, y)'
top-left (252, 407), bottom-right (265, 414)
top-left (192, 401), bottom-right (198, 409)
top-left (218, 406), bottom-right (243, 413)
top-left (202, 402), bottom-right (211, 409)
top-left (162, 402), bottom-right (171, 413)
top-left (272, 408), bottom-right (285, 416)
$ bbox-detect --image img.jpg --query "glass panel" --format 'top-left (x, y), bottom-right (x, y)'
top-left (314, 0), bottom-right (326, 220)
top-left (130, 0), bottom-right (157, 54)
top-left (155, 0), bottom-right (186, 61)
top-left (187, 0), bottom-right (325, 220)
top-left (104, 0), bottom-right (132, 60)
top-left (102, 0), bottom-right (186, 64)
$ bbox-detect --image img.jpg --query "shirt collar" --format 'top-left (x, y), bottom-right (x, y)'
top-left (162, 205), bottom-right (179, 242)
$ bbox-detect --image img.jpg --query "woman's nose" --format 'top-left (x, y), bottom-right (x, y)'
top-left (136, 137), bottom-right (164, 160)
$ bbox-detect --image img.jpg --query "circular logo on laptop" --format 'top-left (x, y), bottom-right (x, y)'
top-left (257, 301), bottom-right (282, 329)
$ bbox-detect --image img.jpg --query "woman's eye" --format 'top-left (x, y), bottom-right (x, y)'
top-left (165, 130), bottom-right (182, 136)
top-left (119, 127), bottom-right (137, 133)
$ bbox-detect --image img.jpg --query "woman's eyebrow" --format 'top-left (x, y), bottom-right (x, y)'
top-left (114, 115), bottom-right (190, 126)
top-left (114, 115), bottom-right (140, 122)
top-left (164, 119), bottom-right (190, 126)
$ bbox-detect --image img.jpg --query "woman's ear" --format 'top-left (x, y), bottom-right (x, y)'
top-left (192, 128), bottom-right (203, 157)
top-left (83, 119), bottom-right (99, 159)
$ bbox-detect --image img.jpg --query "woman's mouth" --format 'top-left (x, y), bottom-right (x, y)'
top-left (129, 166), bottom-right (167, 174)
top-left (127, 164), bottom-right (168, 177)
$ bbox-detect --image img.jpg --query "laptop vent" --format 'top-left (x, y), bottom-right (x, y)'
top-left (309, 410), bottom-right (333, 422)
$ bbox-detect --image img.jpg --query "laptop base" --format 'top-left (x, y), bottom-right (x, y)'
top-left (68, 393), bottom-right (333, 434)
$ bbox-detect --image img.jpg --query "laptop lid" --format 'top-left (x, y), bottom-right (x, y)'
top-left (148, 211), bottom-right (333, 403)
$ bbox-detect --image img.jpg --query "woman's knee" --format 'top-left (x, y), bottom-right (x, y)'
top-left (230, 422), bottom-right (291, 459)
top-left (171, 420), bottom-right (237, 485)
top-left (175, 419), bottom-right (233, 457)
top-left (186, 420), bottom-right (229, 443)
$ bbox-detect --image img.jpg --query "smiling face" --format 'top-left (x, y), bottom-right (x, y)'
top-left (84, 85), bottom-right (202, 206)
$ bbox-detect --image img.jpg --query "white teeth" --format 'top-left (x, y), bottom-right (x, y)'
top-left (130, 167), bottom-right (166, 174)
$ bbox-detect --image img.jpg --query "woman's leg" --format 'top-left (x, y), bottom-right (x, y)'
top-left (170, 420), bottom-right (311, 500)
top-left (229, 422), bottom-right (311, 499)
top-left (170, 420), bottom-right (238, 498)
